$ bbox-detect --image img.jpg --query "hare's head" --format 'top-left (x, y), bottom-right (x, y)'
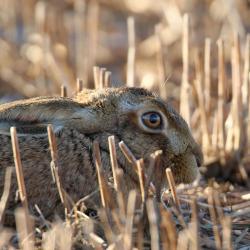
top-left (0, 87), bottom-right (202, 187)
top-left (75, 87), bottom-right (203, 185)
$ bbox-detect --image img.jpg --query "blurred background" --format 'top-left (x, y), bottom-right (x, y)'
top-left (0, 0), bottom-right (249, 102)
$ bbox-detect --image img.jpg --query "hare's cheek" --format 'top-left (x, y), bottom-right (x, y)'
top-left (129, 112), bottom-right (140, 126)
top-left (183, 153), bottom-right (200, 182)
top-left (166, 129), bottom-right (189, 155)
top-left (170, 153), bottom-right (199, 184)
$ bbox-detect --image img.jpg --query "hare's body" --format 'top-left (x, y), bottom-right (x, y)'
top-left (1, 130), bottom-right (97, 220)
top-left (0, 129), bottom-right (137, 222)
top-left (0, 87), bottom-right (202, 225)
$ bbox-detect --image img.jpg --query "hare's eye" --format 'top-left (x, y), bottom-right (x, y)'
top-left (141, 112), bottom-right (162, 129)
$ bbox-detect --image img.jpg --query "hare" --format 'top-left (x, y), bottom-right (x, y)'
top-left (0, 87), bottom-right (202, 224)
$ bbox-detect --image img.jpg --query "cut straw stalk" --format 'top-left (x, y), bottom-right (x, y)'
top-left (153, 150), bottom-right (163, 201)
top-left (115, 168), bottom-right (126, 218)
top-left (160, 205), bottom-right (177, 250)
top-left (136, 158), bottom-right (146, 203)
top-left (76, 78), bottom-right (83, 93)
top-left (222, 216), bottom-right (232, 250)
top-left (165, 168), bottom-right (181, 212)
top-left (176, 230), bottom-right (189, 250)
top-left (195, 51), bottom-right (210, 155)
top-left (204, 38), bottom-right (211, 113)
top-left (123, 190), bottom-right (137, 249)
top-left (35, 1), bottom-right (46, 33)
top-left (61, 85), bottom-right (67, 97)
top-left (238, 162), bottom-right (249, 185)
top-left (136, 218), bottom-right (144, 250)
top-left (93, 66), bottom-right (100, 89)
top-left (104, 71), bottom-right (111, 87)
top-left (47, 125), bottom-right (69, 212)
top-left (119, 141), bottom-right (156, 195)
top-left (118, 140), bottom-right (137, 165)
top-left (93, 66), bottom-right (109, 89)
top-left (146, 199), bottom-right (160, 250)
top-left (10, 127), bottom-right (28, 210)
top-left (217, 39), bottom-right (226, 162)
top-left (98, 208), bottom-right (116, 245)
top-left (0, 167), bottom-right (13, 224)
top-left (226, 41), bottom-right (240, 153)
top-left (15, 208), bottom-right (34, 250)
top-left (180, 14), bottom-right (191, 127)
top-left (42, 222), bottom-right (73, 250)
top-left (47, 124), bottom-right (58, 162)
top-left (155, 24), bottom-right (167, 100)
top-left (242, 34), bottom-right (250, 109)
top-left (232, 33), bottom-right (242, 151)
top-left (89, 232), bottom-right (107, 250)
top-left (144, 151), bottom-right (160, 197)
top-left (34, 204), bottom-right (50, 229)
top-left (74, 0), bottom-right (88, 85)
top-left (99, 67), bottom-right (106, 89)
top-left (247, 71), bottom-right (250, 154)
top-left (42, 226), bottom-right (56, 250)
top-left (191, 198), bottom-right (199, 250)
top-left (93, 140), bottom-right (106, 207)
top-left (11, 127), bottom-right (34, 249)
top-left (108, 135), bottom-right (118, 191)
top-left (207, 188), bottom-right (222, 250)
top-left (111, 210), bottom-right (124, 233)
top-left (93, 140), bottom-right (112, 208)
top-left (0, 229), bottom-right (12, 249)
top-left (194, 74), bottom-right (210, 155)
top-left (126, 16), bottom-right (135, 87)
top-left (244, 35), bottom-right (250, 154)
top-left (86, 0), bottom-right (99, 82)
top-left (212, 190), bottom-right (224, 225)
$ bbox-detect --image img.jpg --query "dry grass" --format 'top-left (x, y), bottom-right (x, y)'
top-left (0, 0), bottom-right (249, 249)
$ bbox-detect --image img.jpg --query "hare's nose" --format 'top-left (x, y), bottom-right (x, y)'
top-left (195, 155), bottom-right (202, 168)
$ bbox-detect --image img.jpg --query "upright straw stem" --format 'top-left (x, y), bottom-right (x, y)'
top-left (180, 14), bottom-right (191, 126)
top-left (127, 16), bottom-right (136, 87)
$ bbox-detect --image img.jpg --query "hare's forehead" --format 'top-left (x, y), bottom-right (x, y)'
top-left (118, 95), bottom-right (166, 112)
top-left (118, 96), bottom-right (189, 129)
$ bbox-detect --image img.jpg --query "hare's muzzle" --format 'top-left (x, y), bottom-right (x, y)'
top-left (192, 144), bottom-right (203, 168)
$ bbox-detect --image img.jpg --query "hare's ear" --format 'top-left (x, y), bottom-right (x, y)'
top-left (0, 122), bottom-right (63, 137)
top-left (0, 96), bottom-right (100, 137)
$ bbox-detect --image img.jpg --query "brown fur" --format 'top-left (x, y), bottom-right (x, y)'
top-left (0, 87), bottom-right (202, 225)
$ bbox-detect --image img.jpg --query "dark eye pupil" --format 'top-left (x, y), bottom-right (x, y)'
top-left (149, 113), bottom-right (158, 124)
top-left (141, 112), bottom-right (162, 130)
